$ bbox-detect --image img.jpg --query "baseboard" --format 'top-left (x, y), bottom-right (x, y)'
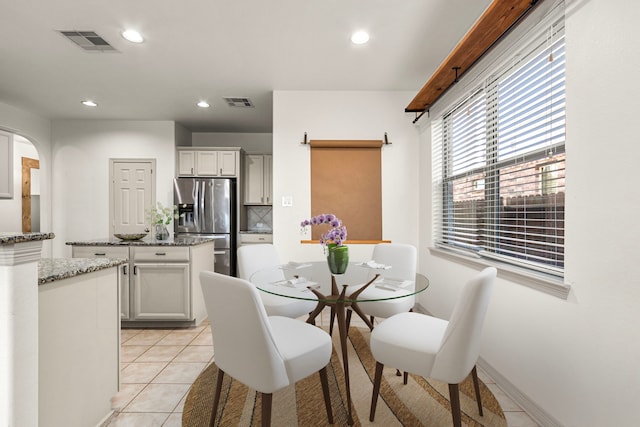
top-left (413, 303), bottom-right (563, 427)
top-left (97, 410), bottom-right (116, 427)
top-left (477, 358), bottom-right (564, 427)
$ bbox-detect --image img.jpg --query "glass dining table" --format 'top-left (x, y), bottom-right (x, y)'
top-left (250, 261), bottom-right (429, 426)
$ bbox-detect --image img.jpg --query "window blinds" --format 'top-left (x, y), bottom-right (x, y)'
top-left (433, 7), bottom-right (565, 276)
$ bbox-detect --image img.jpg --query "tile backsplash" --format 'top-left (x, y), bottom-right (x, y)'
top-left (246, 206), bottom-right (272, 231)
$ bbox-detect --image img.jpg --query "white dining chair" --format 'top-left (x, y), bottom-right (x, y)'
top-left (369, 267), bottom-right (497, 427)
top-left (237, 244), bottom-right (317, 319)
top-left (345, 243), bottom-right (417, 330)
top-left (200, 271), bottom-right (334, 426)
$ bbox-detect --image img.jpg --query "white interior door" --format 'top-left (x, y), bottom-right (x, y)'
top-left (110, 160), bottom-right (155, 235)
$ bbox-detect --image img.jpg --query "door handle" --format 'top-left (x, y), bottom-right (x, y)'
top-left (214, 251), bottom-right (226, 255)
top-left (123, 265), bottom-right (128, 275)
top-left (133, 266), bottom-right (138, 275)
top-left (155, 252), bottom-right (166, 256)
top-left (94, 252), bottom-right (106, 256)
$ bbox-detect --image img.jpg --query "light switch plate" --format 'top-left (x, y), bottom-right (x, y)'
top-left (282, 196), bottom-right (293, 207)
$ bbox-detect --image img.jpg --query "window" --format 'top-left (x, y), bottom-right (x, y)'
top-left (433, 15), bottom-right (565, 277)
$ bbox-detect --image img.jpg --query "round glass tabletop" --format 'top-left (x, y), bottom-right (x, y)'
top-left (249, 261), bottom-right (429, 304)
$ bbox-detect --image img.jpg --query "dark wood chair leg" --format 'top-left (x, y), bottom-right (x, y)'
top-left (318, 366), bottom-right (334, 424)
top-left (403, 371), bottom-right (408, 385)
top-left (369, 361), bottom-right (384, 422)
top-left (329, 306), bottom-right (336, 336)
top-left (448, 383), bottom-right (462, 427)
top-left (210, 369), bottom-right (225, 427)
top-left (370, 315), bottom-right (375, 326)
top-left (261, 392), bottom-right (273, 427)
top-left (346, 309), bottom-right (352, 331)
top-left (471, 365), bottom-right (483, 416)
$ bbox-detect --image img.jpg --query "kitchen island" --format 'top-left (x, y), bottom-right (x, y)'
top-left (38, 256), bottom-right (125, 427)
top-left (66, 236), bottom-right (215, 327)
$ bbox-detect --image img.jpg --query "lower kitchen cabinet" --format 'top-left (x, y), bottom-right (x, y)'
top-left (132, 263), bottom-right (190, 320)
top-left (70, 240), bottom-right (214, 326)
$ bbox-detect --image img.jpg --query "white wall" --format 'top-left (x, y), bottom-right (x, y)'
top-left (419, 0), bottom-right (640, 426)
top-left (272, 91), bottom-right (420, 263)
top-left (0, 101), bottom-right (52, 255)
top-left (192, 132), bottom-right (272, 153)
top-left (51, 120), bottom-right (177, 257)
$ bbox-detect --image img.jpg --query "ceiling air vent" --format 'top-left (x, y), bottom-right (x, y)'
top-left (223, 97), bottom-right (255, 108)
top-left (58, 30), bottom-right (117, 52)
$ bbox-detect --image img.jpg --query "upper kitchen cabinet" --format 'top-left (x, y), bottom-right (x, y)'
top-left (177, 148), bottom-right (240, 177)
top-left (244, 154), bottom-right (272, 205)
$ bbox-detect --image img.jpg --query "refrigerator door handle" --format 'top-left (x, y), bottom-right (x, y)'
top-left (193, 180), bottom-right (200, 232)
top-left (200, 181), bottom-right (206, 231)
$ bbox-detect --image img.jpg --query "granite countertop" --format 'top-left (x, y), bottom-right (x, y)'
top-left (38, 257), bottom-right (126, 285)
top-left (66, 236), bottom-right (216, 247)
top-left (0, 232), bottom-right (56, 244)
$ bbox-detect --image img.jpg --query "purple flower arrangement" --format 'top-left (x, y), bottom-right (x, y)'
top-left (300, 213), bottom-right (348, 247)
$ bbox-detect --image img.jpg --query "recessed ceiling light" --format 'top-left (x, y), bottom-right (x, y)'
top-left (197, 101), bottom-right (210, 108)
top-left (81, 100), bottom-right (97, 107)
top-left (122, 29), bottom-right (144, 43)
top-left (351, 30), bottom-right (370, 45)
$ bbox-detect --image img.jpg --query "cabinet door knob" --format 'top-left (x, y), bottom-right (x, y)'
top-left (133, 266), bottom-right (138, 275)
top-left (123, 265), bottom-right (128, 275)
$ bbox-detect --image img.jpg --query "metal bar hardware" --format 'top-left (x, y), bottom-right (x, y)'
top-left (94, 252), bottom-right (106, 256)
top-left (155, 252), bottom-right (166, 256)
top-left (123, 265), bottom-right (128, 275)
top-left (134, 266), bottom-right (138, 275)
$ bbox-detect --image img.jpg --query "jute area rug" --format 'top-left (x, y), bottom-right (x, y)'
top-left (182, 326), bottom-right (506, 426)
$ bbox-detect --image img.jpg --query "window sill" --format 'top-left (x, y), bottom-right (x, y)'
top-left (429, 246), bottom-right (570, 300)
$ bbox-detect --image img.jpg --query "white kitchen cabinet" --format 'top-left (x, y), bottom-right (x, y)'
top-left (195, 151), bottom-right (217, 175)
top-left (244, 154), bottom-right (272, 205)
top-left (177, 149), bottom-right (239, 177)
top-left (132, 263), bottom-right (190, 320)
top-left (70, 241), bottom-right (214, 326)
top-left (131, 246), bottom-right (190, 320)
top-left (178, 150), bottom-right (196, 176)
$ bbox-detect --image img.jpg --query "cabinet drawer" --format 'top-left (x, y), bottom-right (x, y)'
top-left (72, 246), bottom-right (129, 259)
top-left (239, 234), bottom-right (273, 244)
top-left (132, 246), bottom-right (190, 262)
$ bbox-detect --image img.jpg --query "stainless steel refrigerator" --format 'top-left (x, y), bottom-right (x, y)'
top-left (174, 177), bottom-right (236, 276)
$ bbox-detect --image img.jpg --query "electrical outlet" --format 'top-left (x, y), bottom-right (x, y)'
top-left (282, 196), bottom-right (293, 207)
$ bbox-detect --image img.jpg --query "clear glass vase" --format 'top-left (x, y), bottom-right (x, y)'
top-left (327, 244), bottom-right (349, 275)
top-left (155, 224), bottom-right (170, 240)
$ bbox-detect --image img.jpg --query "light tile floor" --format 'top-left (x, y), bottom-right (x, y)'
top-left (104, 310), bottom-right (539, 426)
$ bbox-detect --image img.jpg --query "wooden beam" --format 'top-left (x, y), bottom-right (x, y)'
top-left (22, 157), bottom-right (39, 233)
top-left (406, 0), bottom-right (540, 113)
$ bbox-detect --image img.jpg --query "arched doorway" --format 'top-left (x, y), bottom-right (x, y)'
top-left (0, 132), bottom-right (40, 232)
